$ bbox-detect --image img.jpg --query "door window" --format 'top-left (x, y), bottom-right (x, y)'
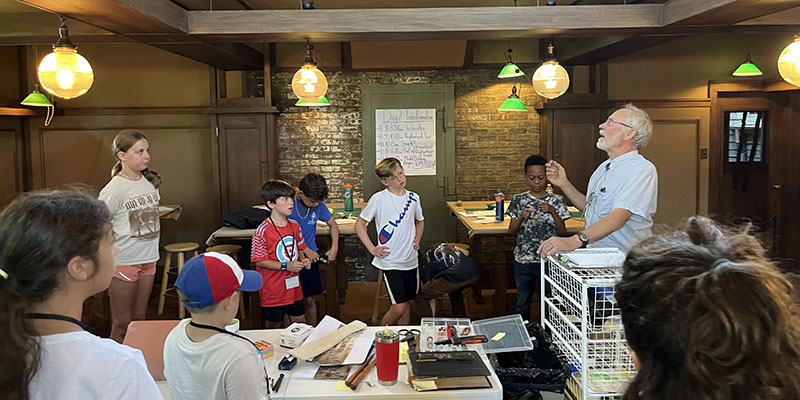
top-left (724, 111), bottom-right (767, 165)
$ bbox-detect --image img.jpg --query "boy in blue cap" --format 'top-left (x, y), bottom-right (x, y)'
top-left (163, 252), bottom-right (269, 400)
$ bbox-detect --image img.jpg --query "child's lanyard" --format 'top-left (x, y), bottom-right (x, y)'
top-left (26, 313), bottom-right (91, 332)
top-left (188, 321), bottom-right (270, 387)
top-left (268, 216), bottom-right (296, 261)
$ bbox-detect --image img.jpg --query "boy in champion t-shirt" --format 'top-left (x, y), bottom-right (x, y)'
top-left (355, 158), bottom-right (424, 325)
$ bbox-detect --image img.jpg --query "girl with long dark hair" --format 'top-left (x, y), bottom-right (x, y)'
top-left (0, 189), bottom-right (162, 399)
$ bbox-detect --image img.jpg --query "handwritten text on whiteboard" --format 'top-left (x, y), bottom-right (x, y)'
top-left (375, 109), bottom-right (436, 176)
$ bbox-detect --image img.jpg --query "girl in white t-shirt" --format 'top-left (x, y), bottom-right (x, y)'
top-left (0, 190), bottom-right (162, 400)
top-left (99, 130), bottom-right (163, 343)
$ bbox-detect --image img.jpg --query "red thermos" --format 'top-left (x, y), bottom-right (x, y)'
top-left (374, 329), bottom-right (399, 385)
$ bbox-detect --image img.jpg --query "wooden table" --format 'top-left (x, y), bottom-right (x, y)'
top-left (445, 201), bottom-right (584, 316)
top-left (157, 326), bottom-right (503, 400)
top-left (159, 204), bottom-right (183, 220)
top-left (205, 202), bottom-right (367, 321)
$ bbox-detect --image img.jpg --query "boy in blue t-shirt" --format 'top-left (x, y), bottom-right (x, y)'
top-left (507, 154), bottom-right (571, 319)
top-left (288, 173), bottom-right (339, 325)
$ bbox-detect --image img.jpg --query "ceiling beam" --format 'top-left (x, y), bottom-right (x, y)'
top-left (15, 0), bottom-right (263, 70)
top-left (737, 5), bottom-right (800, 26)
top-left (0, 12), bottom-right (130, 45)
top-left (188, 5), bottom-right (662, 42)
top-left (561, 0), bottom-right (800, 65)
top-left (663, 0), bottom-right (800, 26)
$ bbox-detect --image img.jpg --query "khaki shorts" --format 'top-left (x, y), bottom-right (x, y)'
top-left (114, 262), bottom-right (157, 282)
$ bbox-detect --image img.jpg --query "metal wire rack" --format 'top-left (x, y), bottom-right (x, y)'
top-left (540, 250), bottom-right (635, 400)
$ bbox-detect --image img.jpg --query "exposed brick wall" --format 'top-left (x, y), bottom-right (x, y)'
top-left (272, 68), bottom-right (542, 281)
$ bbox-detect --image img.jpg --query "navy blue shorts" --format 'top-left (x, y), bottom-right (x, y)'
top-left (299, 261), bottom-right (323, 298)
top-left (260, 299), bottom-right (305, 322)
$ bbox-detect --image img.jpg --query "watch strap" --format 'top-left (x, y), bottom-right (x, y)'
top-left (280, 262), bottom-right (288, 271)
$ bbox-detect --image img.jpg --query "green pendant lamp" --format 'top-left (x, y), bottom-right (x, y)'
top-left (295, 95), bottom-right (330, 107)
top-left (20, 83), bottom-right (55, 126)
top-left (498, 84), bottom-right (527, 111)
top-left (498, 47), bottom-right (525, 79)
top-left (732, 54), bottom-right (763, 76)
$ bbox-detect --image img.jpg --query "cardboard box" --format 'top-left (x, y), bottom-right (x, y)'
top-left (280, 322), bottom-right (312, 348)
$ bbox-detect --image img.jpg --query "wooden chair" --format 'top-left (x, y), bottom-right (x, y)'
top-left (157, 242), bottom-right (199, 319)
top-left (206, 244), bottom-right (247, 320)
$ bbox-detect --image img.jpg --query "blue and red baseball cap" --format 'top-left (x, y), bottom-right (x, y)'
top-left (175, 252), bottom-right (262, 308)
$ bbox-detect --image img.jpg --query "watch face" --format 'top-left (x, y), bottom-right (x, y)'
top-left (579, 233), bottom-right (589, 243)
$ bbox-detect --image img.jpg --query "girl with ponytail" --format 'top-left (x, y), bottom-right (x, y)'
top-left (0, 189), bottom-right (161, 399)
top-left (99, 130), bottom-right (163, 343)
top-left (616, 216), bottom-right (800, 400)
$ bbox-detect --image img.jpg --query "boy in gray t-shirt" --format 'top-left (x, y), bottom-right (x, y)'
top-left (507, 155), bottom-right (570, 318)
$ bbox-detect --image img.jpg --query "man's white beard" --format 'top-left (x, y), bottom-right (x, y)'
top-left (596, 137), bottom-right (609, 151)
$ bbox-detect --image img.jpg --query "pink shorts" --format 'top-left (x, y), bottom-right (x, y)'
top-left (114, 262), bottom-right (157, 282)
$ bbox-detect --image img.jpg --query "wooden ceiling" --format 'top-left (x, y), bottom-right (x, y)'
top-left (6, 0), bottom-right (800, 70)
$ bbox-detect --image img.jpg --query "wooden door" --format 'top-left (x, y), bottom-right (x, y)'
top-left (711, 89), bottom-right (794, 260)
top-left (546, 107), bottom-right (607, 206)
top-left (361, 84), bottom-right (456, 250)
top-left (217, 113), bottom-right (277, 216)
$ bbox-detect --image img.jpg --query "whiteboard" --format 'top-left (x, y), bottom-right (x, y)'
top-left (375, 109), bottom-right (436, 176)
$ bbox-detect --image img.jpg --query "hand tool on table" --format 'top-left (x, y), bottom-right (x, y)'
top-left (397, 328), bottom-right (420, 342)
top-left (271, 373), bottom-right (284, 392)
top-left (434, 335), bottom-right (488, 345)
top-left (345, 353), bottom-right (377, 390)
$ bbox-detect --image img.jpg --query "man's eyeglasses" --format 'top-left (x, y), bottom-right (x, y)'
top-left (605, 117), bottom-right (634, 130)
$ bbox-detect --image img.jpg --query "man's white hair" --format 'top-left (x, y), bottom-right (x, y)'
top-left (623, 103), bottom-right (653, 150)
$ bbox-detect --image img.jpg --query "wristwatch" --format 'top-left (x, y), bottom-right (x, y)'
top-left (280, 262), bottom-right (288, 271)
top-left (577, 232), bottom-right (590, 248)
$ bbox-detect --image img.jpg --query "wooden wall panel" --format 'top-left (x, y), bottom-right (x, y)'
top-left (218, 114), bottom-right (268, 215)
top-left (640, 120), bottom-right (699, 226)
top-left (28, 114), bottom-right (218, 249)
top-left (0, 125), bottom-right (22, 208)
top-left (550, 108), bottom-right (606, 201)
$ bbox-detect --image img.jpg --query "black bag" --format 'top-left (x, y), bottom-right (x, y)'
top-left (223, 207), bottom-right (270, 229)
top-left (488, 322), bottom-right (570, 400)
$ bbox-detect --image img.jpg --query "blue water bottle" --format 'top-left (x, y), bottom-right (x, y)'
top-left (494, 193), bottom-right (505, 221)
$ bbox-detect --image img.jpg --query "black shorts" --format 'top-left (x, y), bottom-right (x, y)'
top-left (382, 268), bottom-right (420, 304)
top-left (299, 261), bottom-right (323, 298)
top-left (260, 299), bottom-right (305, 322)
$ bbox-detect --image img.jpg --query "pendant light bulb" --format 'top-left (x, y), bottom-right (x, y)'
top-left (532, 42), bottom-right (570, 99)
top-left (777, 36), bottom-right (800, 87)
top-left (37, 16), bottom-right (94, 99)
top-left (291, 43), bottom-right (328, 101)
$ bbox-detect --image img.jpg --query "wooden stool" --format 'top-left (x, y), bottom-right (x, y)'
top-left (206, 244), bottom-right (247, 320)
top-left (371, 269), bottom-right (389, 324)
top-left (371, 243), bottom-right (472, 323)
top-left (445, 242), bottom-right (470, 254)
top-left (157, 242), bottom-right (199, 319)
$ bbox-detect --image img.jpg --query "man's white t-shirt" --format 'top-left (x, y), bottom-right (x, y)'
top-left (359, 189), bottom-right (424, 271)
top-left (584, 150), bottom-right (658, 253)
top-left (30, 331), bottom-right (162, 400)
top-left (99, 175), bottom-right (160, 265)
top-left (163, 319), bottom-right (270, 400)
